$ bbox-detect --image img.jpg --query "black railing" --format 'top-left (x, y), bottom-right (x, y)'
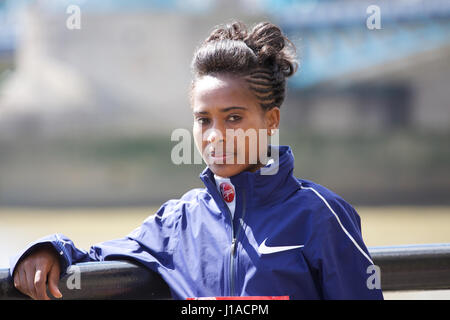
top-left (369, 243), bottom-right (450, 291)
top-left (1, 243), bottom-right (450, 299)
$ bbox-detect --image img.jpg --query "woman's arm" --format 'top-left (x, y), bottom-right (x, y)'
top-left (10, 231), bottom-right (169, 300)
top-left (10, 233), bottom-right (91, 300)
top-left (10, 201), bottom-right (181, 300)
top-left (302, 189), bottom-right (384, 300)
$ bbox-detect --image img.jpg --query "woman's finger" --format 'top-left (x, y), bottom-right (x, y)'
top-left (13, 269), bottom-right (23, 293)
top-left (23, 267), bottom-right (36, 299)
top-left (47, 263), bottom-right (62, 299)
top-left (18, 268), bottom-right (29, 297)
top-left (34, 268), bottom-right (50, 300)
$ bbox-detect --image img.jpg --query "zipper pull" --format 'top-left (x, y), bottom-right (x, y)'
top-left (231, 238), bottom-right (237, 256)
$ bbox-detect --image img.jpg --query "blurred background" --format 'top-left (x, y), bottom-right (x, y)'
top-left (0, 0), bottom-right (449, 299)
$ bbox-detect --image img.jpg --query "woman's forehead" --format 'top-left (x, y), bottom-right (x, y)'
top-left (194, 74), bottom-right (247, 94)
top-left (192, 74), bottom-right (257, 110)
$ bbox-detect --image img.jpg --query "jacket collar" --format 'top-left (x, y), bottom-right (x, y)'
top-left (199, 145), bottom-right (301, 208)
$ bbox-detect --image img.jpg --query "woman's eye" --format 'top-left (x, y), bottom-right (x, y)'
top-left (228, 115), bottom-right (242, 122)
top-left (197, 118), bottom-right (210, 125)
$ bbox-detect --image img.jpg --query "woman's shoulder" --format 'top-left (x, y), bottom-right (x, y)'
top-left (295, 178), bottom-right (361, 227)
top-left (178, 187), bottom-right (210, 202)
top-left (151, 187), bottom-right (210, 219)
top-left (297, 179), bottom-right (346, 204)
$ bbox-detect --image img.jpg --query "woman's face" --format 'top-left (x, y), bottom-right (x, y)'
top-left (191, 74), bottom-right (279, 178)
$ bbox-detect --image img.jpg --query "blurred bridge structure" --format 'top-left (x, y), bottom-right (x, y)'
top-left (265, 0), bottom-right (450, 88)
top-left (2, 0), bottom-right (450, 88)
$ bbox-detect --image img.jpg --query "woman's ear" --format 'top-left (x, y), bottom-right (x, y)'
top-left (265, 107), bottom-right (280, 135)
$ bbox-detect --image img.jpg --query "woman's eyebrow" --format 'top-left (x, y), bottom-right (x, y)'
top-left (221, 106), bottom-right (247, 112)
top-left (194, 106), bottom-right (247, 115)
top-left (193, 111), bottom-right (209, 115)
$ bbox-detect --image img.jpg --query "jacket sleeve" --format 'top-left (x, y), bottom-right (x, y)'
top-left (303, 193), bottom-right (384, 300)
top-left (9, 233), bottom-right (92, 277)
top-left (9, 201), bottom-right (180, 278)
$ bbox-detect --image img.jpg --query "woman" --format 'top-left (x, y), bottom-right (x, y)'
top-left (10, 21), bottom-right (383, 300)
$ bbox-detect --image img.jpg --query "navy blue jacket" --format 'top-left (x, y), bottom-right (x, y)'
top-left (10, 146), bottom-right (383, 300)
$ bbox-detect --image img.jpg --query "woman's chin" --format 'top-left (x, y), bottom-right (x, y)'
top-left (208, 163), bottom-right (246, 178)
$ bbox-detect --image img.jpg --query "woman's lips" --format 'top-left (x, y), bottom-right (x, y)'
top-left (208, 152), bottom-right (235, 163)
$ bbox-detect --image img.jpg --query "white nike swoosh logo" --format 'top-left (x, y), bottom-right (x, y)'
top-left (258, 238), bottom-right (304, 255)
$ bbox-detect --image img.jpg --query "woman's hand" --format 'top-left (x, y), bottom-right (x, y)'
top-left (13, 244), bottom-right (63, 300)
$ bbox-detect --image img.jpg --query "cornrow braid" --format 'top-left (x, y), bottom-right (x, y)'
top-left (191, 21), bottom-right (298, 111)
top-left (243, 67), bottom-right (285, 110)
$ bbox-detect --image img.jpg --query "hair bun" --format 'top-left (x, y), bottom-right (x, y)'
top-left (245, 22), bottom-right (298, 77)
top-left (203, 21), bottom-right (297, 78)
top-left (204, 21), bottom-right (248, 43)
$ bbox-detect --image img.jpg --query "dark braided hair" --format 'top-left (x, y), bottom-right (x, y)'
top-left (190, 21), bottom-right (298, 111)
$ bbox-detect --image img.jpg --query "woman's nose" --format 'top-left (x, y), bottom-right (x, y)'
top-left (205, 128), bottom-right (224, 144)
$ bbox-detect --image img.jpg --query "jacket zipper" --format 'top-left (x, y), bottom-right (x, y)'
top-left (230, 237), bottom-right (236, 296)
top-left (229, 189), bottom-right (247, 296)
